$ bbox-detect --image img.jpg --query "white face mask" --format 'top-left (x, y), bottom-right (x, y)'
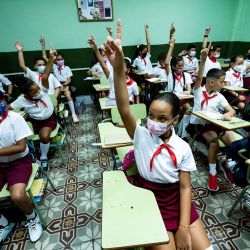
top-left (214, 53), bottom-right (220, 58)
top-left (37, 65), bottom-right (45, 74)
top-left (233, 65), bottom-right (243, 72)
top-left (33, 91), bottom-right (44, 100)
top-left (189, 51), bottom-right (196, 57)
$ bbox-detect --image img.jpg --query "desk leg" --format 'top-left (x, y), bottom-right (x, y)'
top-left (111, 148), bottom-right (117, 170)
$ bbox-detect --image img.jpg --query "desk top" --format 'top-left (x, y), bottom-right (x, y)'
top-left (146, 77), bottom-right (167, 84)
top-left (192, 111), bottom-right (250, 130)
top-left (98, 122), bottom-right (132, 149)
top-left (102, 171), bottom-right (169, 249)
top-left (159, 91), bottom-right (194, 100)
top-left (99, 98), bottom-right (116, 110)
top-left (223, 86), bottom-right (249, 92)
top-left (93, 84), bottom-right (110, 91)
top-left (83, 76), bottom-right (100, 81)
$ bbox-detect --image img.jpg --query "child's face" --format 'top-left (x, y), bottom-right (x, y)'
top-left (124, 63), bottom-right (130, 75)
top-left (28, 83), bottom-right (41, 98)
top-left (212, 49), bottom-right (221, 58)
top-left (233, 57), bottom-right (244, 67)
top-left (56, 55), bottom-right (64, 62)
top-left (209, 75), bottom-right (226, 92)
top-left (34, 59), bottom-right (46, 70)
top-left (140, 48), bottom-right (147, 58)
top-left (174, 61), bottom-right (184, 74)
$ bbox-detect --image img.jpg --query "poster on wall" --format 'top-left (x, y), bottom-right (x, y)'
top-left (77, 0), bottom-right (113, 21)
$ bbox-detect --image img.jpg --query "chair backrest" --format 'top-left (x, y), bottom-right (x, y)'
top-left (49, 94), bottom-right (57, 108)
top-left (100, 75), bottom-right (109, 86)
top-left (111, 103), bottom-right (147, 124)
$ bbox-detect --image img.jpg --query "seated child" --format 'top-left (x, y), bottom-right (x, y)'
top-left (0, 74), bottom-right (13, 101)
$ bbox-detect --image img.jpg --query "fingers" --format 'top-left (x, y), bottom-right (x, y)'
top-left (116, 19), bottom-right (122, 41)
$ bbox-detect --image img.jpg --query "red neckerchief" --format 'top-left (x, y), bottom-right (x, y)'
top-left (232, 69), bottom-right (242, 80)
top-left (159, 65), bottom-right (165, 69)
top-left (38, 73), bottom-right (42, 82)
top-left (57, 66), bottom-right (64, 75)
top-left (24, 96), bottom-right (48, 108)
top-left (126, 77), bottom-right (134, 86)
top-left (0, 111), bottom-right (8, 123)
top-left (209, 56), bottom-right (217, 63)
top-left (188, 56), bottom-right (193, 63)
top-left (140, 56), bottom-right (146, 66)
top-left (150, 143), bottom-right (177, 172)
top-left (174, 73), bottom-right (183, 86)
top-left (201, 91), bottom-right (217, 109)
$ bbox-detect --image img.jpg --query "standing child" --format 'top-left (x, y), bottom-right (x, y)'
top-left (0, 74), bottom-right (13, 101)
top-left (104, 19), bottom-right (213, 250)
top-left (9, 50), bottom-right (58, 171)
top-left (188, 47), bottom-right (236, 192)
top-left (0, 91), bottom-right (43, 243)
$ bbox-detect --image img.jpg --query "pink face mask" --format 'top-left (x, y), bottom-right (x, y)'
top-left (147, 118), bottom-right (172, 136)
top-left (57, 59), bottom-right (65, 67)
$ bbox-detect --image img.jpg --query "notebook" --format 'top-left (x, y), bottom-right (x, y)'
top-left (104, 133), bottom-right (132, 145)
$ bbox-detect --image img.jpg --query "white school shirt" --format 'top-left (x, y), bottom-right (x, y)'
top-left (133, 124), bottom-right (196, 183)
top-left (24, 67), bottom-right (61, 95)
top-left (243, 59), bottom-right (250, 78)
top-left (203, 57), bottom-right (221, 77)
top-left (126, 77), bottom-right (139, 103)
top-left (166, 71), bottom-right (192, 95)
top-left (190, 86), bottom-right (229, 125)
top-left (52, 64), bottom-right (73, 83)
top-left (89, 62), bottom-right (105, 76)
top-left (11, 91), bottom-right (54, 120)
top-left (107, 68), bottom-right (115, 99)
top-left (132, 52), bottom-right (153, 74)
top-left (0, 111), bottom-right (33, 163)
top-left (183, 55), bottom-right (199, 75)
top-left (0, 73), bottom-right (11, 93)
top-left (152, 64), bottom-right (168, 80)
top-left (225, 66), bottom-right (247, 88)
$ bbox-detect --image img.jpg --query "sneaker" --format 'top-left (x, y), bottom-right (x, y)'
top-left (0, 222), bottom-right (15, 244)
top-left (25, 213), bottom-right (43, 243)
top-left (220, 164), bottom-right (234, 183)
top-left (207, 174), bottom-right (219, 191)
top-left (72, 114), bottom-right (79, 123)
top-left (40, 159), bottom-right (49, 172)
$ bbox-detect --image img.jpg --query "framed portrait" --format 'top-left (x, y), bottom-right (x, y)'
top-left (77, 0), bottom-right (113, 22)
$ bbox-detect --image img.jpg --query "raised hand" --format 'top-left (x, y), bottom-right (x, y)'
top-left (88, 35), bottom-right (98, 50)
top-left (170, 22), bottom-right (176, 37)
top-left (205, 25), bottom-right (211, 36)
top-left (39, 36), bottom-right (45, 47)
top-left (49, 49), bottom-right (57, 61)
top-left (15, 41), bottom-right (23, 51)
top-left (200, 48), bottom-right (209, 61)
top-left (169, 34), bottom-right (175, 47)
top-left (144, 24), bottom-right (149, 30)
top-left (106, 26), bottom-right (113, 37)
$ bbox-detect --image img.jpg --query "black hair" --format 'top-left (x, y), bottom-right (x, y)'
top-left (230, 55), bottom-right (244, 64)
top-left (0, 91), bottom-right (4, 101)
top-left (56, 52), bottom-right (64, 59)
top-left (34, 57), bottom-right (46, 65)
top-left (152, 92), bottom-right (180, 117)
top-left (157, 52), bottom-right (167, 62)
top-left (187, 44), bottom-right (196, 51)
top-left (170, 56), bottom-right (186, 92)
top-left (209, 44), bottom-right (221, 55)
top-left (135, 44), bottom-right (147, 57)
top-left (18, 78), bottom-right (36, 95)
top-left (124, 58), bottom-right (131, 68)
top-left (206, 68), bottom-right (225, 80)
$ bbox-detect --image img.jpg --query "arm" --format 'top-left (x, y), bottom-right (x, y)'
top-left (7, 84), bottom-right (13, 96)
top-left (164, 34), bottom-right (175, 76)
top-left (88, 36), bottom-right (110, 78)
top-left (144, 24), bottom-right (150, 54)
top-left (222, 104), bottom-right (236, 120)
top-left (15, 41), bottom-right (27, 73)
top-left (178, 50), bottom-right (187, 56)
top-left (54, 87), bottom-right (61, 98)
top-left (39, 36), bottom-right (49, 62)
top-left (0, 138), bottom-right (26, 156)
top-left (135, 95), bottom-right (139, 104)
top-left (202, 25), bottom-right (211, 49)
top-left (64, 77), bottom-right (71, 86)
top-left (104, 20), bottom-right (137, 138)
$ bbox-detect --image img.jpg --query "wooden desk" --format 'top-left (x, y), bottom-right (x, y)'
top-left (93, 84), bottom-right (110, 92)
top-left (159, 91), bottom-right (194, 100)
top-left (99, 98), bottom-right (116, 111)
top-left (102, 171), bottom-right (169, 249)
top-left (83, 76), bottom-right (100, 81)
top-left (146, 78), bottom-right (167, 84)
top-left (223, 86), bottom-right (249, 92)
top-left (192, 111), bottom-right (250, 130)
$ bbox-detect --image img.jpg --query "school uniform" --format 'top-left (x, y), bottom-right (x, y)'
top-left (203, 57), bottom-right (221, 77)
top-left (132, 52), bottom-right (153, 74)
top-left (0, 74), bottom-right (12, 93)
top-left (133, 123), bottom-right (199, 231)
top-left (0, 111), bottom-right (33, 189)
top-left (126, 77), bottom-right (139, 103)
top-left (243, 59), bottom-right (250, 89)
top-left (183, 55), bottom-right (199, 76)
top-left (10, 91), bottom-right (57, 133)
top-left (24, 67), bottom-right (61, 95)
top-left (152, 64), bottom-right (168, 80)
top-left (52, 64), bottom-right (73, 84)
top-left (89, 62), bottom-right (105, 76)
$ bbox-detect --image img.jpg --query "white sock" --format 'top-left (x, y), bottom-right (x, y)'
top-left (40, 142), bottom-right (50, 160)
top-left (0, 214), bottom-right (8, 227)
top-left (26, 210), bottom-right (36, 221)
top-left (209, 163), bottom-right (217, 176)
top-left (68, 100), bottom-right (76, 115)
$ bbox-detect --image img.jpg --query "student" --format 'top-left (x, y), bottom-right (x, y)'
top-left (39, 37), bottom-right (79, 123)
top-left (15, 41), bottom-right (61, 97)
top-left (104, 19), bottom-right (213, 250)
top-left (224, 55), bottom-right (250, 110)
top-left (9, 50), bottom-right (58, 171)
top-left (152, 52), bottom-right (168, 79)
top-left (132, 25), bottom-right (153, 76)
top-left (0, 74), bottom-right (13, 99)
top-left (188, 48), bottom-right (236, 192)
top-left (243, 48), bottom-right (250, 89)
top-left (0, 91), bottom-right (42, 244)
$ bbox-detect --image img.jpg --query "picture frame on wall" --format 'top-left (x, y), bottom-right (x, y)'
top-left (77, 0), bottom-right (113, 22)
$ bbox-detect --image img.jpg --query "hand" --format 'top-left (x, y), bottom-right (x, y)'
top-left (183, 91), bottom-right (190, 95)
top-left (103, 19), bottom-right (123, 69)
top-left (88, 35), bottom-right (98, 50)
top-left (179, 50), bottom-right (187, 56)
top-left (222, 112), bottom-right (232, 121)
top-left (49, 49), bottom-right (57, 61)
top-left (39, 35), bottom-right (45, 46)
top-left (205, 25), bottom-right (211, 36)
top-left (175, 227), bottom-right (192, 250)
top-left (169, 35), bottom-right (175, 47)
top-left (200, 48), bottom-right (209, 61)
top-left (92, 71), bottom-right (99, 77)
top-left (144, 24), bottom-right (149, 30)
top-left (170, 22), bottom-right (176, 36)
top-left (238, 95), bottom-right (245, 101)
top-left (106, 26), bottom-right (113, 36)
top-left (15, 41), bottom-right (23, 51)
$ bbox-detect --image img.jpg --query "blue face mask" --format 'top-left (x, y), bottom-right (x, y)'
top-left (0, 102), bottom-right (7, 117)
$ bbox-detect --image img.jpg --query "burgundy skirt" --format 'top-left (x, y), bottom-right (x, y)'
top-left (243, 77), bottom-right (250, 89)
top-left (27, 114), bottom-right (57, 134)
top-left (222, 91), bottom-right (250, 104)
top-left (133, 174), bottom-right (199, 232)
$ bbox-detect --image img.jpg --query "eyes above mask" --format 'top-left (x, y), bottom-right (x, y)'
top-left (147, 118), bottom-right (172, 137)
top-left (233, 65), bottom-right (243, 72)
top-left (0, 102), bottom-right (7, 117)
top-left (189, 51), bottom-right (196, 57)
top-left (37, 65), bottom-right (45, 74)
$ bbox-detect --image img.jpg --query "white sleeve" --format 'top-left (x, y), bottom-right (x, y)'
top-left (13, 114), bottom-right (33, 141)
top-left (133, 122), bottom-right (148, 145)
top-left (193, 86), bottom-right (202, 97)
top-left (10, 97), bottom-right (25, 110)
top-left (179, 144), bottom-right (197, 172)
top-left (219, 94), bottom-right (229, 108)
top-left (52, 75), bottom-right (61, 88)
top-left (24, 67), bottom-right (39, 83)
top-left (0, 74), bottom-right (11, 86)
top-left (225, 71), bottom-right (231, 83)
top-left (242, 65), bottom-right (247, 74)
top-left (185, 73), bottom-right (193, 84)
top-left (132, 82), bottom-right (139, 96)
top-left (146, 53), bottom-right (151, 59)
top-left (66, 66), bottom-right (73, 77)
top-left (132, 59), bottom-right (138, 68)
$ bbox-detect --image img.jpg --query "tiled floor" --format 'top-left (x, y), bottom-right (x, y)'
top-left (1, 105), bottom-right (250, 250)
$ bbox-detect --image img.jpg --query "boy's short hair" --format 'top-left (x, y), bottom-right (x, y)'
top-left (206, 68), bottom-right (225, 81)
top-left (230, 55), bottom-right (244, 64)
top-left (187, 44), bottom-right (196, 50)
top-left (157, 52), bottom-right (166, 62)
top-left (209, 44), bottom-right (221, 53)
top-left (34, 57), bottom-right (46, 64)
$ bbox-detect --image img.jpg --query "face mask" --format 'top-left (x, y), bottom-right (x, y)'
top-left (233, 65), bottom-right (243, 72)
top-left (147, 118), bottom-right (172, 137)
top-left (0, 102), bottom-right (7, 117)
top-left (214, 53), bottom-right (220, 58)
top-left (189, 51), bottom-right (196, 57)
top-left (33, 91), bottom-right (44, 100)
top-left (175, 68), bottom-right (184, 75)
top-left (57, 59), bottom-right (65, 67)
top-left (246, 54), bottom-right (250, 60)
top-left (141, 52), bottom-right (147, 58)
top-left (37, 65), bottom-right (45, 74)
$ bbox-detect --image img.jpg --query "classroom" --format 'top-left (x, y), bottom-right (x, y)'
top-left (0, 0), bottom-right (250, 249)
